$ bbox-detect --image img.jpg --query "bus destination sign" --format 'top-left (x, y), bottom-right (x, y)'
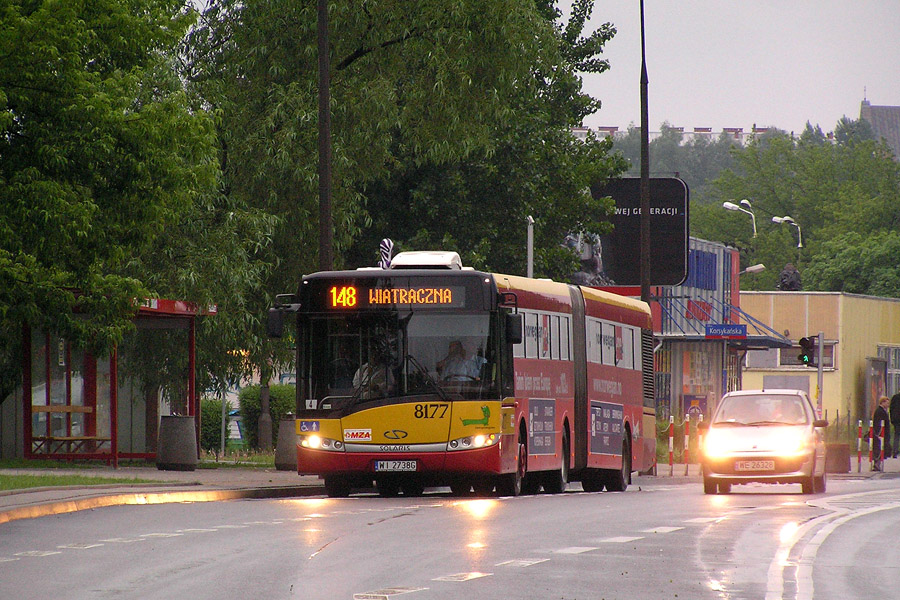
top-left (327, 285), bottom-right (467, 310)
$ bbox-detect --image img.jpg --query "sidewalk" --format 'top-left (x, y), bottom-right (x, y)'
top-left (2, 456), bottom-right (897, 525)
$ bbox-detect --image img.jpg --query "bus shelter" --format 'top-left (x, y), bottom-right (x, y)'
top-left (19, 299), bottom-right (212, 467)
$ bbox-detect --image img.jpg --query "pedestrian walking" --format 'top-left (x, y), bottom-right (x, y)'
top-left (872, 396), bottom-right (891, 471)
top-left (890, 392), bottom-right (900, 459)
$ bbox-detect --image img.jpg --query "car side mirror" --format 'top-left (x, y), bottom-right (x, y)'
top-left (506, 313), bottom-right (523, 345)
top-left (697, 421), bottom-right (710, 432)
top-left (813, 419), bottom-right (828, 428)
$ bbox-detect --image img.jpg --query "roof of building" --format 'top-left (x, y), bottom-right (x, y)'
top-left (860, 100), bottom-right (900, 159)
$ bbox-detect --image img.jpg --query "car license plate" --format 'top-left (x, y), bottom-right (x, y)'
top-left (735, 460), bottom-right (775, 471)
top-left (375, 460), bottom-right (417, 472)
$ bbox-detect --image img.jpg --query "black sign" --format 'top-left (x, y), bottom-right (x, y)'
top-left (590, 177), bottom-right (689, 286)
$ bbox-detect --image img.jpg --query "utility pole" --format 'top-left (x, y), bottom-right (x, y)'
top-left (317, 0), bottom-right (333, 271)
top-left (639, 0), bottom-right (650, 304)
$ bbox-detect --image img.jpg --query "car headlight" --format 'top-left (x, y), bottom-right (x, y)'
top-left (299, 435), bottom-right (344, 452)
top-left (770, 430), bottom-right (811, 457)
top-left (448, 434), bottom-right (498, 451)
top-left (702, 430), bottom-right (734, 459)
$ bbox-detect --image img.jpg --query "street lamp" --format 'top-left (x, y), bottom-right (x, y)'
top-left (740, 263), bottom-right (766, 275)
top-left (772, 216), bottom-right (803, 248)
top-left (722, 199), bottom-right (757, 237)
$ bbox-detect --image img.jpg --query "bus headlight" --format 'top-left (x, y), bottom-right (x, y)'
top-left (448, 434), bottom-right (498, 451)
top-left (300, 435), bottom-right (344, 452)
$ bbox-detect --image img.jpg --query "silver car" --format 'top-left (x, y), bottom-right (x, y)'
top-left (700, 389), bottom-right (828, 495)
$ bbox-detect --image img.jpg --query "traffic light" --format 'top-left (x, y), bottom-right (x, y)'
top-left (798, 336), bottom-right (817, 367)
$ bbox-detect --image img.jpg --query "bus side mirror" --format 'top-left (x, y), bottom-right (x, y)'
top-left (267, 308), bottom-right (285, 338)
top-left (506, 313), bottom-right (523, 345)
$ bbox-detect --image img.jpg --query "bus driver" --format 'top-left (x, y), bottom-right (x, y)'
top-left (437, 340), bottom-right (486, 381)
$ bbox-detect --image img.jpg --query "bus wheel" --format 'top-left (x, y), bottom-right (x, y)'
top-left (324, 475), bottom-right (351, 498)
top-left (605, 440), bottom-right (631, 492)
top-left (544, 431), bottom-right (569, 494)
top-left (497, 437), bottom-right (526, 496)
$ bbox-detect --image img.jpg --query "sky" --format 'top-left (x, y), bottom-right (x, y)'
top-left (568, 1), bottom-right (900, 135)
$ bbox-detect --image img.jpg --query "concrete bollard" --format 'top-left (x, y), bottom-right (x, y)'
top-left (156, 415), bottom-right (198, 471)
top-left (275, 415), bottom-right (298, 471)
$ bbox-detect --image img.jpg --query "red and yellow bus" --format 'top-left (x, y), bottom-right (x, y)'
top-left (268, 251), bottom-right (655, 497)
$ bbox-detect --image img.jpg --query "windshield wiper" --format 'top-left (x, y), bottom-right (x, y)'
top-left (406, 354), bottom-right (451, 402)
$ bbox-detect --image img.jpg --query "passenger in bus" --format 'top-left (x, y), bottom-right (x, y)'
top-left (437, 340), bottom-right (486, 381)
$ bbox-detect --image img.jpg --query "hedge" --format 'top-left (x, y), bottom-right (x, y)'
top-left (238, 384), bottom-right (296, 449)
top-left (200, 397), bottom-right (231, 453)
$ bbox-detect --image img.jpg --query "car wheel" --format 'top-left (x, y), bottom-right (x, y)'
top-left (717, 482), bottom-right (731, 494)
top-left (703, 478), bottom-right (717, 495)
top-left (814, 471), bottom-right (827, 493)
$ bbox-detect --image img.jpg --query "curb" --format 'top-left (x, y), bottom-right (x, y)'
top-left (0, 485), bottom-right (325, 525)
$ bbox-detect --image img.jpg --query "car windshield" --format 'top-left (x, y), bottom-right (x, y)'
top-left (713, 394), bottom-right (810, 425)
top-left (305, 312), bottom-right (496, 403)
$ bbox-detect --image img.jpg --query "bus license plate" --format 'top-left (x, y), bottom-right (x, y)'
top-left (375, 460), bottom-right (417, 472)
top-left (735, 460), bottom-right (775, 471)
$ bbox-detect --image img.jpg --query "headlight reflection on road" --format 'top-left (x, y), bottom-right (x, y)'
top-left (779, 521), bottom-right (799, 544)
top-left (455, 499), bottom-right (498, 520)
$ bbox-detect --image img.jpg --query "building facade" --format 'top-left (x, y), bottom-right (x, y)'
top-left (740, 292), bottom-right (900, 433)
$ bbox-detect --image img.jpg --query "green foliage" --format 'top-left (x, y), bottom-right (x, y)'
top-left (343, 1), bottom-right (627, 279)
top-left (692, 122), bottom-right (900, 294)
top-left (612, 123), bottom-right (741, 205)
top-left (200, 397), bottom-right (231, 454)
top-left (238, 384), bottom-right (296, 449)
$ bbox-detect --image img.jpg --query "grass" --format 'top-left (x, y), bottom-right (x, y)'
top-left (0, 473), bottom-right (160, 491)
top-left (0, 451), bottom-right (277, 491)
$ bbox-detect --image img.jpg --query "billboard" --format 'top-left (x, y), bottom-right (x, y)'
top-left (581, 177), bottom-right (689, 287)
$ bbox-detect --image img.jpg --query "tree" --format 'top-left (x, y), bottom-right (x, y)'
top-left (692, 124), bottom-right (900, 292)
top-left (0, 1), bottom-right (233, 400)
top-left (345, 0), bottom-right (628, 279)
top-left (184, 0), bottom-right (621, 383)
top-left (612, 123), bottom-right (739, 205)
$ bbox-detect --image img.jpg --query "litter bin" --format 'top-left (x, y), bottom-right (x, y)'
top-left (157, 415), bottom-right (199, 471)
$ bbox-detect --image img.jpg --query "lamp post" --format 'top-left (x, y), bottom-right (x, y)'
top-left (722, 199), bottom-right (757, 237)
top-left (772, 216), bottom-right (803, 248)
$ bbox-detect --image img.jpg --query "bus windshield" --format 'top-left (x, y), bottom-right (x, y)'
top-left (305, 312), bottom-right (496, 405)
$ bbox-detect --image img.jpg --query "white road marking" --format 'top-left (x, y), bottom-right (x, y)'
top-left (684, 517), bottom-right (720, 523)
top-left (57, 543), bottom-right (103, 549)
top-left (495, 558), bottom-right (550, 567)
top-left (15, 551), bottom-right (61, 557)
top-left (99, 538), bottom-right (146, 543)
top-left (139, 532), bottom-right (183, 538)
top-left (433, 572), bottom-right (492, 581)
top-left (641, 526), bottom-right (684, 534)
top-left (765, 489), bottom-right (900, 600)
top-left (553, 546), bottom-right (599, 554)
top-left (599, 536), bottom-right (644, 543)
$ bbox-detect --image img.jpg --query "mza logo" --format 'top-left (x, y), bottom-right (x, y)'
top-left (343, 429), bottom-right (372, 442)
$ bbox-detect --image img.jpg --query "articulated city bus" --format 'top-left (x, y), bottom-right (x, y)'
top-left (268, 251), bottom-right (655, 497)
